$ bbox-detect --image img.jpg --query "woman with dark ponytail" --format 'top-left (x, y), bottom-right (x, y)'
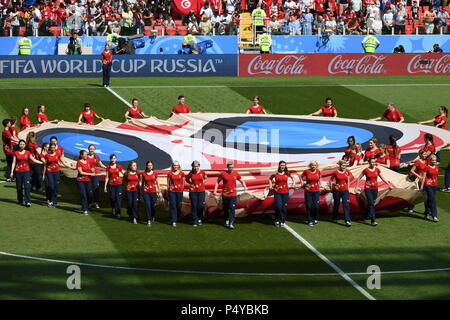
top-left (422, 133), bottom-right (436, 160)
top-left (104, 154), bottom-right (124, 218)
top-left (418, 106), bottom-right (448, 130)
top-left (142, 160), bottom-right (161, 226)
top-left (25, 131), bottom-right (42, 190)
top-left (269, 160), bottom-right (295, 227)
top-left (124, 161), bottom-right (140, 224)
top-left (386, 135), bottom-right (401, 172)
top-left (76, 150), bottom-right (95, 215)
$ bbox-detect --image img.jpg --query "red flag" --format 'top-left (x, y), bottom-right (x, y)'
top-left (172, 0), bottom-right (200, 17)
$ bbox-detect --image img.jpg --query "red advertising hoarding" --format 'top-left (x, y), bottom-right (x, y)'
top-left (239, 54), bottom-right (450, 76)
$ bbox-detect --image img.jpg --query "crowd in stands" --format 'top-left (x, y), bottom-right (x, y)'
top-left (0, 0), bottom-right (449, 37)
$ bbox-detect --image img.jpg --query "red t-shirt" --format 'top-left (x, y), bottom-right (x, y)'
top-left (434, 115), bottom-right (447, 129)
top-left (125, 172), bottom-right (139, 192)
top-left (186, 171), bottom-right (206, 192)
top-left (301, 169), bottom-right (321, 192)
top-left (386, 145), bottom-right (401, 167)
top-left (349, 153), bottom-right (363, 166)
top-left (26, 142), bottom-right (39, 159)
top-left (364, 148), bottom-right (380, 161)
top-left (172, 104), bottom-right (191, 114)
top-left (377, 154), bottom-right (389, 165)
top-left (127, 107), bottom-right (143, 119)
top-left (424, 144), bottom-right (436, 157)
top-left (413, 159), bottom-right (427, 181)
top-left (362, 167), bottom-right (381, 190)
top-left (107, 165), bottom-right (123, 186)
top-left (343, 147), bottom-right (352, 160)
top-left (321, 106), bottom-right (336, 117)
top-left (315, 0), bottom-right (325, 12)
top-left (37, 113), bottom-right (49, 123)
top-left (20, 115), bottom-right (34, 131)
top-left (44, 153), bottom-right (61, 172)
top-left (81, 110), bottom-right (97, 125)
top-left (2, 128), bottom-right (13, 155)
top-left (167, 171), bottom-right (185, 192)
top-left (55, 145), bottom-right (64, 158)
top-left (101, 50), bottom-right (113, 65)
top-left (218, 171), bottom-right (242, 197)
top-left (424, 165), bottom-right (439, 187)
top-left (247, 105), bottom-right (265, 114)
top-left (270, 172), bottom-right (291, 194)
top-left (77, 160), bottom-right (92, 181)
top-left (14, 150), bottom-right (31, 172)
top-left (383, 108), bottom-right (403, 122)
top-left (332, 169), bottom-right (351, 191)
top-left (10, 126), bottom-right (18, 146)
top-left (142, 171), bottom-right (158, 193)
top-left (87, 154), bottom-right (101, 175)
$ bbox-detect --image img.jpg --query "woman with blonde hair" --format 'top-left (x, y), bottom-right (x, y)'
top-left (124, 161), bottom-right (140, 224)
top-left (167, 160), bottom-right (185, 227)
top-left (348, 144), bottom-right (363, 167)
top-left (301, 160), bottom-right (322, 226)
top-left (364, 138), bottom-right (380, 162)
top-left (376, 144), bottom-right (390, 169)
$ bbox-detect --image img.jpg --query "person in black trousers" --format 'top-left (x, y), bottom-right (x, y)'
top-left (101, 44), bottom-right (113, 87)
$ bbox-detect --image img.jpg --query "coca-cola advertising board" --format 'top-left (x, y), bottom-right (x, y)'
top-left (239, 54), bottom-right (450, 76)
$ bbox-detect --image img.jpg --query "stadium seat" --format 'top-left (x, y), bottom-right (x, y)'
top-left (177, 26), bottom-right (188, 35)
top-left (166, 26), bottom-right (177, 36)
top-left (144, 26), bottom-right (153, 36)
top-left (49, 26), bottom-right (61, 36)
top-left (18, 27), bottom-right (26, 36)
top-left (154, 26), bottom-right (164, 36)
top-left (174, 19), bottom-right (183, 27)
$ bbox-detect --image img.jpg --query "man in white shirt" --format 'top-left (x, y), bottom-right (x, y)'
top-left (351, 0), bottom-right (362, 13)
top-left (200, 2), bottom-right (214, 19)
top-left (366, 1), bottom-right (380, 31)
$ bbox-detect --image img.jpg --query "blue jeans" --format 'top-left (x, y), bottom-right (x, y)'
top-left (15, 171), bottom-right (31, 204)
top-left (30, 163), bottom-right (41, 189)
top-left (5, 154), bottom-right (13, 179)
top-left (109, 185), bottom-right (122, 215)
top-left (91, 176), bottom-right (100, 204)
top-left (222, 196), bottom-right (237, 224)
top-left (102, 64), bottom-right (111, 86)
top-left (364, 189), bottom-right (378, 222)
top-left (46, 171), bottom-right (60, 204)
top-left (189, 191), bottom-right (205, 225)
top-left (274, 192), bottom-right (289, 223)
top-left (424, 186), bottom-right (438, 217)
top-left (445, 163), bottom-right (450, 189)
top-left (77, 180), bottom-right (91, 211)
top-left (333, 190), bottom-right (350, 221)
top-left (127, 191), bottom-right (139, 220)
top-left (305, 191), bottom-right (320, 222)
top-left (168, 191), bottom-right (183, 223)
top-left (143, 192), bottom-right (157, 221)
top-left (302, 23), bottom-right (312, 35)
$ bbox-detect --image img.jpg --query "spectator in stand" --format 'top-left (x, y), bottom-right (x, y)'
top-left (394, 2), bottom-right (407, 34)
top-left (107, 15), bottom-right (121, 35)
top-left (121, 5), bottom-right (134, 35)
top-left (199, 16), bottom-right (213, 35)
top-left (366, 1), bottom-right (380, 32)
top-left (352, 0), bottom-right (363, 14)
top-left (336, 16), bottom-right (346, 34)
top-left (284, 0), bottom-right (298, 16)
top-left (424, 7), bottom-right (437, 34)
top-left (339, 0), bottom-right (349, 15)
top-left (372, 16), bottom-right (383, 34)
top-left (346, 16), bottom-right (361, 34)
top-left (324, 16), bottom-right (337, 35)
top-left (229, 11), bottom-right (240, 35)
top-left (301, 7), bottom-right (314, 35)
top-left (303, 0), bottom-right (314, 12)
top-left (218, 10), bottom-right (232, 34)
top-left (313, 15), bottom-right (325, 34)
top-left (382, 7), bottom-right (395, 34)
top-left (183, 10), bottom-right (197, 26)
top-left (226, 0), bottom-right (238, 14)
top-left (134, 7), bottom-right (145, 34)
top-left (288, 13), bottom-right (302, 35)
top-left (171, 96), bottom-right (191, 116)
top-left (200, 2), bottom-right (214, 19)
top-left (269, 14), bottom-right (281, 33)
top-left (9, 6), bottom-right (21, 36)
top-left (437, 7), bottom-right (450, 33)
top-left (32, 4), bottom-right (41, 37)
top-left (369, 102), bottom-right (405, 122)
top-left (143, 5), bottom-right (153, 27)
top-left (154, 13), bottom-right (166, 27)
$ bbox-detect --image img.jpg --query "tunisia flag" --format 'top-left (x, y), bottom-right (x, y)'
top-left (172, 0), bottom-right (200, 17)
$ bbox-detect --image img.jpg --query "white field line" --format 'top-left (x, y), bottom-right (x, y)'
top-left (105, 86), bottom-right (131, 107)
top-left (283, 223), bottom-right (376, 300)
top-left (1, 83), bottom-right (450, 90)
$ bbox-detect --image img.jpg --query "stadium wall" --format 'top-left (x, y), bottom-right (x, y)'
top-left (1, 35), bottom-right (449, 55)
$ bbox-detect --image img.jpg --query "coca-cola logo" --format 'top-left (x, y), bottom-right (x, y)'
top-left (246, 55), bottom-right (307, 76)
top-left (181, 0), bottom-right (191, 9)
top-left (328, 55), bottom-right (386, 75)
top-left (407, 54), bottom-right (450, 74)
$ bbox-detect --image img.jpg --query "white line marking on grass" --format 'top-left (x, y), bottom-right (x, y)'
top-left (283, 223), bottom-right (376, 300)
top-left (1, 250), bottom-right (449, 277)
top-left (105, 86), bottom-right (131, 107)
top-left (1, 83), bottom-right (450, 90)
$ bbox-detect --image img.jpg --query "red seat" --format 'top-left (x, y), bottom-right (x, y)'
top-left (18, 26), bottom-right (26, 36)
top-left (177, 26), bottom-right (188, 35)
top-left (166, 26), bottom-right (177, 36)
top-left (423, 6), bottom-right (429, 11)
top-left (49, 26), bottom-right (61, 36)
top-left (153, 26), bottom-right (164, 36)
top-left (144, 26), bottom-right (153, 36)
top-left (174, 19), bottom-right (183, 26)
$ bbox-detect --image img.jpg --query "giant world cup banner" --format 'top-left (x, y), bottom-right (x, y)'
top-left (20, 114), bottom-right (450, 217)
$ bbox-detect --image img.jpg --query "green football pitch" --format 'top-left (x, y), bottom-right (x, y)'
top-left (0, 76), bottom-right (450, 300)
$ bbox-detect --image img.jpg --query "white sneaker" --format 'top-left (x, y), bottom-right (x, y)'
top-left (198, 219), bottom-right (202, 225)
top-left (345, 221), bottom-right (352, 227)
top-left (371, 221), bottom-right (378, 226)
top-left (225, 220), bottom-right (230, 227)
top-left (229, 224), bottom-right (235, 229)
top-left (47, 202), bottom-right (53, 207)
top-left (147, 221), bottom-right (152, 226)
top-left (433, 216), bottom-right (439, 222)
top-left (172, 222), bottom-right (177, 227)
top-left (95, 203), bottom-right (100, 209)
top-left (425, 214), bottom-right (432, 221)
top-left (308, 221), bottom-right (314, 226)
top-left (25, 203), bottom-right (31, 207)
top-left (133, 218), bottom-right (137, 224)
top-left (407, 209), bottom-right (414, 214)
top-left (313, 220), bottom-right (318, 225)
top-left (193, 224), bottom-right (198, 227)
top-left (83, 211), bottom-right (88, 215)
top-left (280, 222), bottom-right (285, 227)
top-left (275, 221), bottom-right (280, 227)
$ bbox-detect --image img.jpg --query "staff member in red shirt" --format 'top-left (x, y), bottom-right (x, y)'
top-left (20, 107), bottom-right (36, 131)
top-left (246, 96), bottom-right (268, 114)
top-left (356, 158), bottom-right (395, 226)
top-left (124, 98), bottom-right (150, 120)
top-left (49, 136), bottom-right (64, 158)
top-left (167, 160), bottom-right (186, 227)
top-left (386, 135), bottom-right (401, 172)
top-left (342, 136), bottom-right (355, 161)
top-left (142, 160), bottom-right (161, 226)
top-left (214, 161), bottom-right (248, 229)
top-left (269, 161), bottom-right (295, 227)
top-left (308, 97), bottom-right (337, 117)
top-left (418, 106), bottom-right (448, 130)
top-left (301, 161), bottom-right (322, 226)
top-left (330, 160), bottom-right (352, 226)
top-left (369, 102), bottom-right (404, 122)
top-left (407, 149), bottom-right (428, 213)
top-left (186, 160), bottom-right (207, 227)
top-left (171, 96), bottom-right (191, 116)
top-left (364, 138), bottom-right (380, 162)
top-left (421, 155), bottom-right (439, 222)
top-left (104, 154), bottom-right (125, 219)
top-left (101, 44), bottom-right (113, 87)
top-left (78, 103), bottom-right (104, 125)
top-left (9, 117), bottom-right (19, 151)
top-left (25, 131), bottom-right (42, 191)
top-left (10, 139), bottom-right (43, 207)
top-left (376, 145), bottom-right (390, 168)
top-left (348, 143), bottom-right (364, 167)
top-left (37, 105), bottom-right (49, 124)
top-left (3, 119), bottom-right (19, 181)
top-left (124, 161), bottom-right (140, 224)
top-left (76, 150), bottom-right (95, 215)
top-left (87, 144), bottom-right (107, 209)
top-left (422, 133), bottom-right (436, 160)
